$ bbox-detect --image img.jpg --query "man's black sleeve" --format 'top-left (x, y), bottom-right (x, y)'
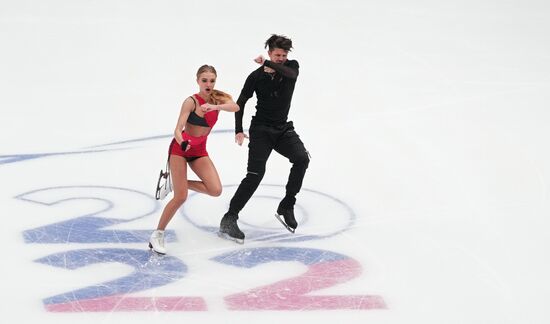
top-left (263, 59), bottom-right (299, 79)
top-left (235, 71), bottom-right (257, 134)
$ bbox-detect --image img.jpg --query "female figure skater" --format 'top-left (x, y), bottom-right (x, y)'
top-left (149, 65), bottom-right (239, 254)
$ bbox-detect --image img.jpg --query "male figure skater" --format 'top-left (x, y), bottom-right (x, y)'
top-left (219, 34), bottom-right (310, 243)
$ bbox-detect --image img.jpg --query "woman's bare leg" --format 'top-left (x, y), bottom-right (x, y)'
top-left (188, 156), bottom-right (222, 197)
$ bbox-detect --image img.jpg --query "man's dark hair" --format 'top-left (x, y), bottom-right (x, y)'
top-left (265, 34), bottom-right (293, 52)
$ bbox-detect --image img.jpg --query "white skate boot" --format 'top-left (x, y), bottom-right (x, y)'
top-left (148, 230), bottom-right (167, 255)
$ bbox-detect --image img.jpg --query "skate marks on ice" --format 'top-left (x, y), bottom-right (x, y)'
top-left (182, 184), bottom-right (356, 243)
top-left (37, 249), bottom-right (207, 312)
top-left (18, 185), bottom-right (177, 244)
top-left (8, 134), bottom-right (384, 312)
top-left (213, 247), bottom-right (386, 311)
top-left (32, 246), bottom-right (385, 312)
top-left (18, 184), bottom-right (207, 312)
top-left (17, 184), bottom-right (384, 312)
top-left (18, 185), bottom-right (203, 311)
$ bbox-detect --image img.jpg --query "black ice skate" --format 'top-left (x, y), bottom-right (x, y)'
top-left (218, 212), bottom-right (245, 244)
top-left (276, 197), bottom-right (297, 233)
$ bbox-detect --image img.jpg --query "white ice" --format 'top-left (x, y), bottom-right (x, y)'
top-left (1, 0), bottom-right (550, 323)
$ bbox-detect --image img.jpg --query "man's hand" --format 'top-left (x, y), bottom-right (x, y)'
top-left (235, 132), bottom-right (249, 146)
top-left (255, 55), bottom-right (275, 73)
top-left (254, 55), bottom-right (265, 64)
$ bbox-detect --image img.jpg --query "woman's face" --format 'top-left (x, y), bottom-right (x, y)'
top-left (197, 72), bottom-right (216, 94)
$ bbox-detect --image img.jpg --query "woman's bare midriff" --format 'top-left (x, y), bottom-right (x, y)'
top-left (184, 123), bottom-right (211, 137)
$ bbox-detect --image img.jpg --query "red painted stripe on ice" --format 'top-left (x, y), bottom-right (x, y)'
top-left (45, 296), bottom-right (207, 312)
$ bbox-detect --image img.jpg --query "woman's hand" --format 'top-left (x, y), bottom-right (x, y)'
top-left (200, 103), bottom-right (218, 113)
top-left (181, 139), bottom-right (191, 151)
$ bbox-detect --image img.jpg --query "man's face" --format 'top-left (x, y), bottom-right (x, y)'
top-left (268, 48), bottom-right (288, 64)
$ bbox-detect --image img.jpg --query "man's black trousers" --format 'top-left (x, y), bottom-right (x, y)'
top-left (229, 121), bottom-right (310, 214)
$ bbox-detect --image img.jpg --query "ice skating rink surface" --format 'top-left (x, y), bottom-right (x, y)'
top-left (1, 1), bottom-right (549, 323)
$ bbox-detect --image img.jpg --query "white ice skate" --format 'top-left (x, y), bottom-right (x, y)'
top-left (148, 230), bottom-right (167, 254)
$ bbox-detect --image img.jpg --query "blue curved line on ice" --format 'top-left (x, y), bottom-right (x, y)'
top-left (0, 129), bottom-right (235, 165)
top-left (182, 184), bottom-right (357, 243)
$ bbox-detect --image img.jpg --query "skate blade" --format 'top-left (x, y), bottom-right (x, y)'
top-left (275, 214), bottom-right (296, 233)
top-left (217, 231), bottom-right (244, 244)
top-left (148, 242), bottom-right (166, 255)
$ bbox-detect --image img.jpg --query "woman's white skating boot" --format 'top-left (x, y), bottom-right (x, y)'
top-left (148, 230), bottom-right (167, 254)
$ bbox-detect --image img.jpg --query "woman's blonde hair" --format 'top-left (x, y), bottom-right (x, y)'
top-left (210, 89), bottom-right (233, 105)
top-left (196, 64), bottom-right (233, 104)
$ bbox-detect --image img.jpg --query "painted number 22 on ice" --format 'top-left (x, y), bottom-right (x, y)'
top-left (20, 186), bottom-right (385, 312)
